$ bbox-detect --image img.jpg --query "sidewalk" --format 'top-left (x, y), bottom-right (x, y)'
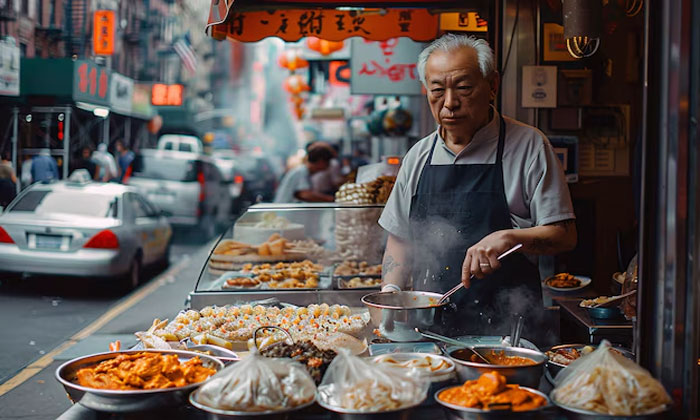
top-left (0, 241), bottom-right (214, 420)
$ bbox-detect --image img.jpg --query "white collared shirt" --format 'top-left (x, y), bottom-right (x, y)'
top-left (379, 110), bottom-right (575, 239)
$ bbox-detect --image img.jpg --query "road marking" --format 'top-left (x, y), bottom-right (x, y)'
top-left (0, 255), bottom-right (191, 397)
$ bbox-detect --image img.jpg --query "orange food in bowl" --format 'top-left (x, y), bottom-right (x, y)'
top-left (75, 352), bottom-right (216, 390)
top-left (438, 371), bottom-right (547, 412)
top-left (469, 350), bottom-right (537, 366)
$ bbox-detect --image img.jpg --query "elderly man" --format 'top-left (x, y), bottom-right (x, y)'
top-left (274, 142), bottom-right (336, 203)
top-left (379, 34), bottom-right (576, 337)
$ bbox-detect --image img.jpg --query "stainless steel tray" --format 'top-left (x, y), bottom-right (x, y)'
top-left (55, 349), bottom-right (224, 413)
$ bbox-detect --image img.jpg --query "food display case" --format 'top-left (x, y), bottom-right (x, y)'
top-left (190, 203), bottom-right (387, 309)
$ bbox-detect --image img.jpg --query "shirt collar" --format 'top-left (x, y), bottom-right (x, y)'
top-left (436, 105), bottom-right (501, 158)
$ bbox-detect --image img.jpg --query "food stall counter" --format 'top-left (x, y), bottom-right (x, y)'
top-left (556, 298), bottom-right (633, 346)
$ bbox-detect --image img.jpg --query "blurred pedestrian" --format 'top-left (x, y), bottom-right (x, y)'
top-left (31, 148), bottom-right (59, 183)
top-left (0, 152), bottom-right (17, 207)
top-left (20, 155), bottom-right (32, 188)
top-left (72, 146), bottom-right (98, 180)
top-left (115, 140), bottom-right (134, 183)
top-left (92, 143), bottom-right (118, 182)
top-left (274, 143), bottom-right (335, 203)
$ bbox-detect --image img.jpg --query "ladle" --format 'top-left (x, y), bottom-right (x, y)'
top-left (414, 328), bottom-right (491, 364)
top-left (592, 289), bottom-right (637, 308)
top-left (437, 244), bottom-right (524, 305)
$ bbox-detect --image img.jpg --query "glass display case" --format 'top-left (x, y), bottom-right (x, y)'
top-left (190, 203), bottom-right (387, 309)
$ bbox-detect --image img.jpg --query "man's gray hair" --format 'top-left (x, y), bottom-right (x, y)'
top-left (417, 34), bottom-right (496, 87)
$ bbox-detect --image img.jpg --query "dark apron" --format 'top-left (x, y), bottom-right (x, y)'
top-left (409, 116), bottom-right (543, 337)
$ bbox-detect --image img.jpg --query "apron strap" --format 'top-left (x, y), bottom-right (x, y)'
top-left (426, 133), bottom-right (439, 165)
top-left (496, 114), bottom-right (506, 164)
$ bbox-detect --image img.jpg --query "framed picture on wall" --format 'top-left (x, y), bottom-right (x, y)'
top-left (543, 23), bottom-right (576, 62)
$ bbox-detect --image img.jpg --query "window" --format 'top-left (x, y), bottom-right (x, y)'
top-left (134, 194), bottom-right (157, 217)
top-left (130, 155), bottom-right (197, 182)
top-left (9, 189), bottom-right (118, 218)
top-left (178, 143), bottom-right (192, 152)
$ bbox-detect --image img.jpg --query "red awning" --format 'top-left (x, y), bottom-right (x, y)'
top-left (207, 0), bottom-right (486, 42)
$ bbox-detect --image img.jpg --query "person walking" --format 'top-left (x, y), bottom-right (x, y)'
top-left (30, 148), bottom-right (59, 183)
top-left (0, 152), bottom-right (17, 207)
top-left (115, 140), bottom-right (134, 183)
top-left (92, 143), bottom-right (118, 182)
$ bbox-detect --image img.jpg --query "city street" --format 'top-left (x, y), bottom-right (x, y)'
top-left (0, 231), bottom-right (215, 420)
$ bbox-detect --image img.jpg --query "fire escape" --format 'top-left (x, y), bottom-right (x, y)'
top-left (0, 0), bottom-right (17, 37)
top-left (64, 0), bottom-right (88, 57)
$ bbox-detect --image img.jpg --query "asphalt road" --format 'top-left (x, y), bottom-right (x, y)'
top-left (0, 231), bottom-right (216, 420)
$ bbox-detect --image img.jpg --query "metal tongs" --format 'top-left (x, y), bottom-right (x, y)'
top-left (437, 244), bottom-right (524, 305)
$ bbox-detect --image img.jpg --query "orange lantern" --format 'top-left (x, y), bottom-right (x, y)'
top-left (293, 104), bottom-right (305, 119)
top-left (147, 115), bottom-right (163, 134)
top-left (306, 37), bottom-right (344, 56)
top-left (283, 74), bottom-right (310, 94)
top-left (289, 95), bottom-right (304, 106)
top-left (278, 49), bottom-right (308, 71)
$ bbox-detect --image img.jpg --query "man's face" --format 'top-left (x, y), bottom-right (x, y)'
top-left (82, 148), bottom-right (91, 159)
top-left (424, 47), bottom-right (498, 136)
top-left (308, 160), bottom-right (330, 174)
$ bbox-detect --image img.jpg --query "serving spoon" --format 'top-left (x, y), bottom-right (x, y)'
top-left (437, 244), bottom-right (524, 305)
top-left (592, 289), bottom-right (637, 308)
top-left (414, 328), bottom-right (491, 364)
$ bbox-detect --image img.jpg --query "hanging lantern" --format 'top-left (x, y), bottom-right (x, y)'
top-left (147, 115), bottom-right (163, 134)
top-left (306, 37), bottom-right (344, 56)
top-left (293, 104), bottom-right (305, 120)
top-left (563, 0), bottom-right (601, 59)
top-left (289, 95), bottom-right (304, 106)
top-left (278, 49), bottom-right (308, 71)
top-left (283, 74), bottom-right (310, 94)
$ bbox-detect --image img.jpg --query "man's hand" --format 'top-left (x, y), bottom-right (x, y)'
top-left (461, 230), bottom-right (513, 286)
top-left (460, 220), bottom-right (577, 287)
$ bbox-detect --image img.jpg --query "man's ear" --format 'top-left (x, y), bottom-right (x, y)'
top-left (489, 72), bottom-right (500, 101)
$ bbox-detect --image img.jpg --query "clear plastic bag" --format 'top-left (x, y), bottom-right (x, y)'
top-left (317, 349), bottom-right (428, 412)
top-left (193, 349), bottom-right (316, 412)
top-left (552, 340), bottom-right (671, 415)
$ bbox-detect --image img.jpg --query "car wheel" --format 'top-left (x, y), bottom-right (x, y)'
top-left (123, 255), bottom-right (142, 290)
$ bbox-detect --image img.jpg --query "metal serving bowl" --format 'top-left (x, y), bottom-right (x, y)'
top-left (316, 394), bottom-right (425, 420)
top-left (55, 349), bottom-right (224, 413)
top-left (369, 353), bottom-right (457, 405)
top-left (189, 390), bottom-right (316, 420)
top-left (361, 291), bottom-right (448, 342)
top-left (447, 346), bottom-right (546, 389)
top-left (587, 306), bottom-right (623, 319)
top-left (544, 344), bottom-right (635, 383)
top-left (551, 397), bottom-right (671, 420)
top-left (435, 385), bottom-right (551, 419)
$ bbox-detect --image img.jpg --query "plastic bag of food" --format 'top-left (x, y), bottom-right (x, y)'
top-left (193, 349), bottom-right (316, 412)
top-left (552, 340), bottom-right (671, 415)
top-left (317, 349), bottom-right (428, 412)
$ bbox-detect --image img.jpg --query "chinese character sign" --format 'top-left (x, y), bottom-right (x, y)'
top-left (209, 9), bottom-right (438, 42)
top-left (73, 61), bottom-right (110, 106)
top-left (152, 84), bottom-right (184, 106)
top-left (350, 37), bottom-right (425, 95)
top-left (93, 10), bottom-right (115, 56)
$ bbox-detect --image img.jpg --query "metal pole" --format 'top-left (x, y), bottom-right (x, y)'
top-left (124, 117), bottom-right (131, 145)
top-left (63, 108), bottom-right (71, 179)
top-left (102, 115), bottom-right (110, 145)
top-left (11, 107), bottom-right (18, 194)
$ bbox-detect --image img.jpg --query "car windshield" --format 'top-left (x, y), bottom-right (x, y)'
top-left (9, 190), bottom-right (118, 218)
top-left (131, 155), bottom-right (197, 181)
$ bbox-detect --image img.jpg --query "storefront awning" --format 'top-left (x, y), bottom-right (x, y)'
top-left (207, 0), bottom-right (486, 42)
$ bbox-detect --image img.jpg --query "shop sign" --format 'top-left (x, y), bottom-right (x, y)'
top-left (132, 83), bottom-right (154, 118)
top-left (439, 12), bottom-right (488, 32)
top-left (350, 38), bottom-right (425, 96)
top-left (93, 10), bottom-right (115, 56)
top-left (152, 83), bottom-right (184, 106)
top-left (0, 41), bottom-right (20, 96)
top-left (73, 60), bottom-right (111, 106)
top-left (209, 9), bottom-right (438, 42)
top-left (109, 73), bottom-right (133, 115)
